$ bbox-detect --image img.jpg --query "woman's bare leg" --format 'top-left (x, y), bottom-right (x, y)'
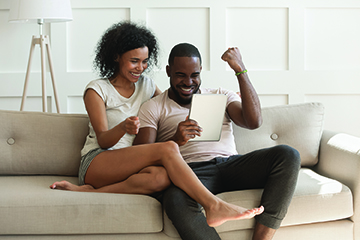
top-left (144, 141), bottom-right (264, 227)
top-left (51, 141), bottom-right (263, 227)
top-left (50, 166), bottom-right (170, 194)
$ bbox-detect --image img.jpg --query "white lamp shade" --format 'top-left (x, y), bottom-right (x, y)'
top-left (8, 0), bottom-right (73, 23)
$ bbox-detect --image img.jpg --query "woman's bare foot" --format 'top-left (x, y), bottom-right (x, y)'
top-left (205, 200), bottom-right (264, 227)
top-left (50, 181), bottom-right (95, 192)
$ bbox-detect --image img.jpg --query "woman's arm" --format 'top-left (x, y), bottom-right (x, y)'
top-left (84, 89), bottom-right (139, 149)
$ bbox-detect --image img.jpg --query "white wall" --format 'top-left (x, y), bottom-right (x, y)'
top-left (0, 0), bottom-right (359, 137)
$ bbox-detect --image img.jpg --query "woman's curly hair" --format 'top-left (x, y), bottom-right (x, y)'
top-left (93, 21), bottom-right (159, 78)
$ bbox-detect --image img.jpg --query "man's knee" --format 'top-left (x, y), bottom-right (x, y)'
top-left (273, 145), bottom-right (301, 170)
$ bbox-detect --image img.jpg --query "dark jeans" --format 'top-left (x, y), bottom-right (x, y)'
top-left (161, 145), bottom-right (301, 240)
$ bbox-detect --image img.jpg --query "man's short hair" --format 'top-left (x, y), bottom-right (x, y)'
top-left (168, 43), bottom-right (202, 66)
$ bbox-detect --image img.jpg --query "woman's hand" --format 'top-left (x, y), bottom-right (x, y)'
top-left (121, 116), bottom-right (140, 135)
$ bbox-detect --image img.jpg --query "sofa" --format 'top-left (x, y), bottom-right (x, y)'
top-left (0, 102), bottom-right (359, 240)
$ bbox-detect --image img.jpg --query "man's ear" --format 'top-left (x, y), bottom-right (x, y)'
top-left (166, 65), bottom-right (171, 77)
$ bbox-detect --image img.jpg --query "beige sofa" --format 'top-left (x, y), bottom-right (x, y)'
top-left (0, 102), bottom-right (359, 240)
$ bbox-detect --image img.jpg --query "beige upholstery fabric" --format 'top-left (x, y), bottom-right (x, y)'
top-left (233, 102), bottom-right (324, 166)
top-left (0, 103), bottom-right (356, 239)
top-left (163, 168), bottom-right (353, 237)
top-left (0, 111), bottom-right (89, 176)
top-left (0, 233), bottom-right (171, 240)
top-left (0, 176), bottom-right (163, 235)
top-left (219, 220), bottom-right (353, 240)
top-left (317, 130), bottom-right (360, 240)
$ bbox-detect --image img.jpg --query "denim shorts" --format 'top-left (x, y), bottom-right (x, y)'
top-left (78, 148), bottom-right (105, 185)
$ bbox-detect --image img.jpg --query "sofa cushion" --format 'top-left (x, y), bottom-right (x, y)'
top-left (218, 220), bottom-right (353, 240)
top-left (233, 102), bottom-right (325, 166)
top-left (0, 110), bottom-right (89, 176)
top-left (0, 176), bottom-right (163, 235)
top-left (163, 168), bottom-right (353, 237)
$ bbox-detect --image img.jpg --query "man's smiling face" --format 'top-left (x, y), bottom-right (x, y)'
top-left (166, 56), bottom-right (202, 106)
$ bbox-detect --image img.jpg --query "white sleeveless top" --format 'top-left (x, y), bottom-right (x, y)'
top-left (81, 75), bottom-right (156, 156)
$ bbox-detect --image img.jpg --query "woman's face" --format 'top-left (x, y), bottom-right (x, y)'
top-left (117, 46), bottom-right (149, 83)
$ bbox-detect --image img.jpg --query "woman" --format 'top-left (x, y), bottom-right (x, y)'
top-left (50, 21), bottom-right (263, 227)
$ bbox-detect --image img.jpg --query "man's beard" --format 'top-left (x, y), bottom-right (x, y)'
top-left (170, 83), bottom-right (200, 105)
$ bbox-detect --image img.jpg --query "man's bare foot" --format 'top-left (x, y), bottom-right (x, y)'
top-left (50, 181), bottom-right (95, 192)
top-left (205, 201), bottom-right (264, 227)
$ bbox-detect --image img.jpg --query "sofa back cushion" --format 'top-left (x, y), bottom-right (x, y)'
top-left (0, 110), bottom-right (89, 176)
top-left (0, 102), bottom-right (324, 175)
top-left (233, 102), bottom-right (324, 167)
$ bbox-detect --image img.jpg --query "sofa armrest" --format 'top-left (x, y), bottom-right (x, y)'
top-left (315, 130), bottom-right (360, 240)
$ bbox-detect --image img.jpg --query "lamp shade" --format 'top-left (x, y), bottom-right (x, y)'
top-left (8, 0), bottom-right (72, 23)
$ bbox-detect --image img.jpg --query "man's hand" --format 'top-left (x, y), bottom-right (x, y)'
top-left (221, 47), bottom-right (245, 73)
top-left (172, 117), bottom-right (202, 146)
top-left (121, 116), bottom-right (140, 135)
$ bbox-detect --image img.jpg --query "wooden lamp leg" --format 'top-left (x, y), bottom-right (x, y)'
top-left (20, 36), bottom-right (36, 111)
top-left (40, 35), bottom-right (47, 112)
top-left (45, 35), bottom-right (60, 113)
top-left (20, 35), bottom-right (61, 113)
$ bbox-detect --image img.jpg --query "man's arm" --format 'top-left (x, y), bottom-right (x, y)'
top-left (133, 119), bottom-right (202, 146)
top-left (133, 127), bottom-right (157, 145)
top-left (132, 97), bottom-right (160, 145)
top-left (221, 47), bottom-right (262, 129)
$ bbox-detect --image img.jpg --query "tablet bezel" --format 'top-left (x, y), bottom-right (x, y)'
top-left (188, 94), bottom-right (227, 142)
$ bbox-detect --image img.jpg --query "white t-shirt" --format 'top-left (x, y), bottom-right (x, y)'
top-left (81, 76), bottom-right (156, 156)
top-left (138, 88), bottom-right (241, 163)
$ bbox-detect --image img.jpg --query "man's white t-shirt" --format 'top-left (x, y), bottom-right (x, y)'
top-left (138, 88), bottom-right (241, 163)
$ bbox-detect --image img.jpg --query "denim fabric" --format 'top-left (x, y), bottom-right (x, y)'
top-left (78, 148), bottom-right (105, 185)
top-left (161, 145), bottom-right (301, 240)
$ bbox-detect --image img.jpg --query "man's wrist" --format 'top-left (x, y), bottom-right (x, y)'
top-left (233, 63), bottom-right (246, 74)
top-left (235, 69), bottom-right (247, 76)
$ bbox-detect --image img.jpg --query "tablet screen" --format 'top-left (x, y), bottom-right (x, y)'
top-left (188, 94), bottom-right (227, 141)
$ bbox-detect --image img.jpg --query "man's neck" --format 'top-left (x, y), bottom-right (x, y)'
top-left (167, 88), bottom-right (192, 108)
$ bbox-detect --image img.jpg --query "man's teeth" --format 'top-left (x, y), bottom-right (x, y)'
top-left (131, 73), bottom-right (141, 77)
top-left (181, 88), bottom-right (192, 92)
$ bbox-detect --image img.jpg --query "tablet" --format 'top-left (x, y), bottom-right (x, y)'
top-left (188, 94), bottom-right (227, 141)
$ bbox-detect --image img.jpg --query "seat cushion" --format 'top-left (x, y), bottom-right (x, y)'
top-left (163, 168), bottom-right (353, 237)
top-left (0, 176), bottom-right (163, 235)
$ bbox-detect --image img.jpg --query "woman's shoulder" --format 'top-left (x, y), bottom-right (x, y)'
top-left (86, 78), bottom-right (110, 89)
top-left (84, 78), bottom-right (112, 101)
top-left (135, 75), bottom-right (156, 97)
top-left (137, 75), bottom-right (155, 87)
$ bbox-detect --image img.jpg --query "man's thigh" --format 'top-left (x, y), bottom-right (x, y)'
top-left (216, 147), bottom-right (280, 192)
top-left (188, 159), bottom-right (224, 195)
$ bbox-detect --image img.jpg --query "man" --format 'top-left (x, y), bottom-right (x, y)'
top-left (133, 43), bottom-right (300, 240)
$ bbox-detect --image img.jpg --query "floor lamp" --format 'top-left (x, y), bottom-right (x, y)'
top-left (8, 0), bottom-right (72, 113)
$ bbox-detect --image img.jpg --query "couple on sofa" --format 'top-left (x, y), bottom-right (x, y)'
top-left (50, 21), bottom-right (300, 240)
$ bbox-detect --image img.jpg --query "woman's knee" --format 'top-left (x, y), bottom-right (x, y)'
top-left (159, 141), bottom-right (180, 157)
